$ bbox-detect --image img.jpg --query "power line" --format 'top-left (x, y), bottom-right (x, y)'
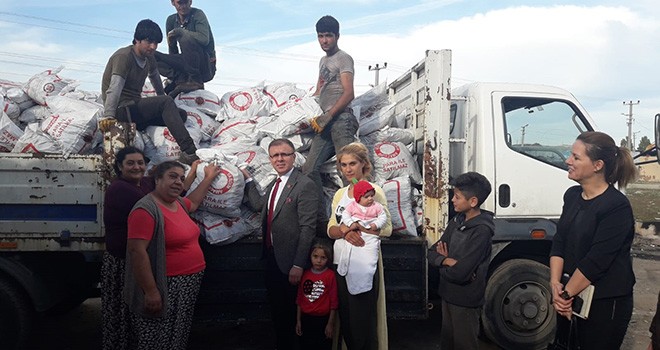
top-left (0, 11), bottom-right (131, 34)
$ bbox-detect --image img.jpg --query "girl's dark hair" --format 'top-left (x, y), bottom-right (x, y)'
top-left (310, 243), bottom-right (332, 265)
top-left (133, 19), bottom-right (163, 45)
top-left (153, 161), bottom-right (185, 180)
top-left (113, 146), bottom-right (145, 177)
top-left (577, 131), bottom-right (637, 188)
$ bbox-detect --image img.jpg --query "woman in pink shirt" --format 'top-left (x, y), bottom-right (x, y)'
top-left (124, 160), bottom-right (219, 350)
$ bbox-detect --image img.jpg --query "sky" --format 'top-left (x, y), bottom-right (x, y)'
top-left (0, 0), bottom-right (659, 146)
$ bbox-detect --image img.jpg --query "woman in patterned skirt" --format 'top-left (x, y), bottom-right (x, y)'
top-left (102, 146), bottom-right (153, 350)
top-left (124, 160), bottom-right (219, 350)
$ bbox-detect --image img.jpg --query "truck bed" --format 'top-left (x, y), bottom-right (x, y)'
top-left (195, 235), bottom-right (428, 321)
top-left (0, 153), bottom-right (105, 251)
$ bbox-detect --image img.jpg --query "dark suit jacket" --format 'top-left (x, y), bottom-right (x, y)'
top-left (244, 167), bottom-right (319, 274)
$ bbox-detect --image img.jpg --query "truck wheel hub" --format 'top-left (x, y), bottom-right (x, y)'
top-left (501, 282), bottom-right (549, 332)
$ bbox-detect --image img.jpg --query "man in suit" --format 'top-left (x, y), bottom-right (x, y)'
top-left (243, 138), bottom-right (319, 349)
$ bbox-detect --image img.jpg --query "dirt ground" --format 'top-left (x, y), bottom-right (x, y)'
top-left (23, 234), bottom-right (660, 350)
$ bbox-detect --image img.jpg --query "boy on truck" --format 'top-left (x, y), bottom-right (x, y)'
top-left (428, 172), bottom-right (494, 350)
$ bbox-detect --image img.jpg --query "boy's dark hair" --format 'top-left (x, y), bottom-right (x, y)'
top-left (310, 243), bottom-right (332, 265)
top-left (450, 172), bottom-right (492, 207)
top-left (316, 15), bottom-right (339, 36)
top-left (133, 19), bottom-right (163, 44)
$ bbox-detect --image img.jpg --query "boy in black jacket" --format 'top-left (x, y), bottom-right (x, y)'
top-left (428, 172), bottom-right (494, 350)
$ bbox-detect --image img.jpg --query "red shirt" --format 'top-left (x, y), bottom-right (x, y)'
top-left (296, 268), bottom-right (339, 316)
top-left (128, 197), bottom-right (205, 276)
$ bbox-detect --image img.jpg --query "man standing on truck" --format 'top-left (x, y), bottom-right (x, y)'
top-left (243, 139), bottom-right (319, 350)
top-left (303, 15), bottom-right (359, 193)
top-left (156, 0), bottom-right (216, 96)
top-left (100, 19), bottom-right (198, 165)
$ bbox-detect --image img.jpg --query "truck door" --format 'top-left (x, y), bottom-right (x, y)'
top-left (491, 92), bottom-right (592, 218)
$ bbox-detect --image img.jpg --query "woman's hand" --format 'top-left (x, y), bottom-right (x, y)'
top-left (203, 163), bottom-right (221, 179)
top-left (144, 289), bottom-right (163, 315)
top-left (295, 321), bottom-right (302, 336)
top-left (344, 230), bottom-right (365, 247)
top-left (551, 281), bottom-right (573, 319)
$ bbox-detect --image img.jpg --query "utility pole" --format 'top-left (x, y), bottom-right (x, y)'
top-left (632, 130), bottom-right (641, 151)
top-left (622, 100), bottom-right (640, 151)
top-left (521, 124), bottom-right (529, 146)
top-left (368, 62), bottom-right (387, 86)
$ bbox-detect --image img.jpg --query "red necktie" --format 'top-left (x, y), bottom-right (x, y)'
top-left (266, 178), bottom-right (281, 249)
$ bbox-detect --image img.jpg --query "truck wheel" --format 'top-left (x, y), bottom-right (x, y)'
top-left (482, 259), bottom-right (555, 350)
top-left (0, 278), bottom-right (33, 350)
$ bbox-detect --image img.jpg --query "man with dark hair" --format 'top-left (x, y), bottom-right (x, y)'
top-left (243, 138), bottom-right (319, 350)
top-left (156, 0), bottom-right (216, 96)
top-left (302, 15), bottom-right (358, 192)
top-left (100, 19), bottom-right (198, 164)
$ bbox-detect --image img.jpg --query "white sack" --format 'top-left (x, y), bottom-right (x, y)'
top-left (358, 102), bottom-right (396, 136)
top-left (210, 118), bottom-right (262, 147)
top-left (220, 82), bottom-right (271, 120)
top-left (371, 141), bottom-right (422, 185)
top-left (266, 95), bottom-right (320, 137)
top-left (141, 80), bottom-right (157, 98)
top-left (40, 96), bottom-right (101, 156)
top-left (264, 82), bottom-right (307, 115)
top-left (176, 89), bottom-right (222, 117)
top-left (12, 122), bottom-right (61, 154)
top-left (191, 160), bottom-right (245, 218)
top-left (179, 104), bottom-right (220, 141)
top-left (6, 87), bottom-right (35, 111)
top-left (195, 207), bottom-right (260, 245)
top-left (19, 105), bottom-right (51, 124)
top-left (361, 126), bottom-right (415, 146)
top-left (24, 67), bottom-right (76, 105)
top-left (383, 176), bottom-right (417, 237)
top-left (349, 82), bottom-right (388, 123)
top-left (2, 96), bottom-right (20, 121)
top-left (0, 111), bottom-right (23, 152)
top-left (142, 126), bottom-right (180, 166)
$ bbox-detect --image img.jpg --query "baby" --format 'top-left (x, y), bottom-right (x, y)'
top-left (338, 180), bottom-right (387, 295)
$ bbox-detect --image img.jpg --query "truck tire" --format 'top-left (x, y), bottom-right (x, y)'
top-left (482, 259), bottom-right (555, 350)
top-left (0, 278), bottom-right (33, 350)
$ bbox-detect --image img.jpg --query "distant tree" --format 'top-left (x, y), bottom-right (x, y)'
top-left (637, 136), bottom-right (651, 152)
top-left (620, 138), bottom-right (628, 148)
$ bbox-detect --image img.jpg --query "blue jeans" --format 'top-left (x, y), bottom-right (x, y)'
top-left (302, 110), bottom-right (358, 190)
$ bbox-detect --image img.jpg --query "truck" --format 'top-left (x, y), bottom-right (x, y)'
top-left (1, 49), bottom-right (658, 350)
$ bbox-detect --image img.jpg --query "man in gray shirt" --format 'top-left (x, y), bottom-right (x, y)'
top-left (100, 19), bottom-right (197, 164)
top-left (303, 15), bottom-right (359, 192)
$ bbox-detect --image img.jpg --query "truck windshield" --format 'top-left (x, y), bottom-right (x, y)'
top-left (502, 97), bottom-right (590, 170)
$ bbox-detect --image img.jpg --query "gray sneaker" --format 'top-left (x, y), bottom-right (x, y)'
top-left (179, 152), bottom-right (199, 165)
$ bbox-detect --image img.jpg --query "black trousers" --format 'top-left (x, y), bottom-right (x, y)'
top-left (299, 313), bottom-right (331, 350)
top-left (117, 95), bottom-right (195, 154)
top-left (156, 35), bottom-right (215, 85)
top-left (265, 249), bottom-right (299, 350)
top-left (555, 294), bottom-right (633, 350)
